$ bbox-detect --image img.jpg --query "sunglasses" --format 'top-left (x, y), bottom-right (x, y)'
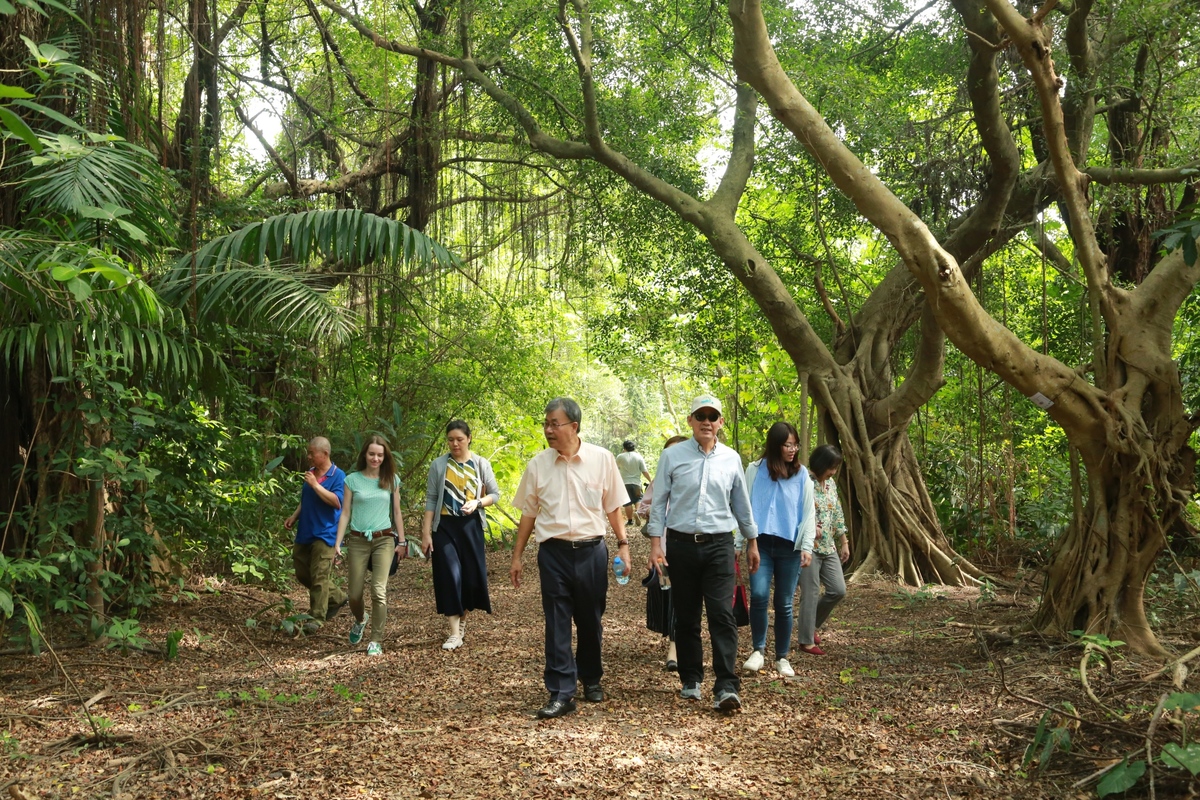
top-left (692, 410), bottom-right (720, 422)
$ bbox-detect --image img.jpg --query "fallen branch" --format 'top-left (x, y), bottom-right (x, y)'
top-left (1145, 693), bottom-right (1168, 800)
top-left (1144, 643), bottom-right (1200, 684)
top-left (236, 624), bottom-right (281, 678)
top-left (130, 692), bottom-right (197, 718)
top-left (978, 628), bottom-right (1134, 736)
top-left (1079, 643), bottom-right (1114, 710)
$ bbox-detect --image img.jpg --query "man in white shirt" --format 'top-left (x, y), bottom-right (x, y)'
top-left (615, 441), bottom-right (652, 528)
top-left (511, 398), bottom-right (631, 719)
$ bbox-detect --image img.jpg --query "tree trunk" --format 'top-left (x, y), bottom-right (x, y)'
top-left (84, 473), bottom-right (106, 635)
top-left (404, 0), bottom-right (449, 230)
top-left (818, 373), bottom-right (982, 586)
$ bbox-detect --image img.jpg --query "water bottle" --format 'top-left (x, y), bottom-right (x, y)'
top-left (612, 555), bottom-right (630, 585)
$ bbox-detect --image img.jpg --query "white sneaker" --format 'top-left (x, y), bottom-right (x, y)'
top-left (442, 634), bottom-right (463, 651)
top-left (743, 650), bottom-right (765, 673)
top-left (775, 658), bottom-right (795, 677)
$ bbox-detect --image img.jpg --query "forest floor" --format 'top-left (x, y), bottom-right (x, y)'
top-left (2, 536), bottom-right (1197, 800)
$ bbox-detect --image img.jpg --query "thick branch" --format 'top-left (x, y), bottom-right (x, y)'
top-left (1084, 162), bottom-right (1200, 186)
top-left (1134, 236), bottom-right (1200, 326)
top-left (1062, 0), bottom-right (1095, 156)
top-left (983, 0), bottom-right (1113, 317)
top-left (302, 0), bottom-right (377, 108)
top-left (943, 0), bottom-right (1021, 259)
top-left (234, 104), bottom-right (297, 196)
top-left (264, 131), bottom-right (409, 199)
top-left (729, 0), bottom-right (1105, 439)
top-left (870, 305), bottom-right (946, 426)
top-left (708, 84), bottom-right (758, 217)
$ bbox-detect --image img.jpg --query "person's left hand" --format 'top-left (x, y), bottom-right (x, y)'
top-left (839, 542), bottom-right (850, 564)
top-left (395, 537), bottom-right (407, 560)
top-left (800, 551), bottom-right (813, 568)
top-left (460, 499), bottom-right (479, 515)
top-left (302, 470), bottom-right (320, 489)
top-left (747, 540), bottom-right (761, 574)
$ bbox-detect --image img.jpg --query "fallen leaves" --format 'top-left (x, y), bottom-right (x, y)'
top-left (0, 545), bottom-right (1175, 799)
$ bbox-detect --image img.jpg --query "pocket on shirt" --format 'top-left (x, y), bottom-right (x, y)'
top-left (583, 483), bottom-right (603, 509)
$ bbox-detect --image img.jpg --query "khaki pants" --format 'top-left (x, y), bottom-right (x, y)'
top-left (292, 540), bottom-right (347, 623)
top-left (346, 533), bottom-right (394, 643)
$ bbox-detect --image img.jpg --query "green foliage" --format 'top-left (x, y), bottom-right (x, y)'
top-left (103, 616), bottom-right (149, 654)
top-left (1153, 205), bottom-right (1200, 267)
top-left (1096, 758), bottom-right (1146, 797)
top-left (1071, 631), bottom-right (1126, 655)
top-left (1022, 708), bottom-right (1072, 774)
top-left (1161, 743), bottom-right (1200, 775)
top-left (164, 629), bottom-right (184, 661)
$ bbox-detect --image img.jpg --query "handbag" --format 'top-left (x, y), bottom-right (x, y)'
top-left (365, 537), bottom-right (401, 576)
top-left (732, 554), bottom-right (750, 627)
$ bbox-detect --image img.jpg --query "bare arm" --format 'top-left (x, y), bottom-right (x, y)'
top-left (606, 508), bottom-right (631, 576)
top-left (334, 487), bottom-right (354, 556)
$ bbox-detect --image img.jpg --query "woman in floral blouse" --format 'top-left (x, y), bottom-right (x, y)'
top-left (796, 444), bottom-right (849, 655)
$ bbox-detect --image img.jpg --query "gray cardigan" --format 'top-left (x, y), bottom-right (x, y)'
top-left (423, 452), bottom-right (501, 533)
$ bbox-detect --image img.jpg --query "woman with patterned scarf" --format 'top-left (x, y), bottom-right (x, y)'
top-left (421, 420), bottom-right (501, 650)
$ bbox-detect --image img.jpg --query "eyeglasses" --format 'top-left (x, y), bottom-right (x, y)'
top-left (692, 410), bottom-right (720, 423)
top-left (782, 443), bottom-right (800, 450)
top-left (543, 419), bottom-right (576, 430)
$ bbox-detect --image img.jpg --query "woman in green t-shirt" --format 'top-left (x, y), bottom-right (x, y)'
top-left (334, 435), bottom-right (403, 655)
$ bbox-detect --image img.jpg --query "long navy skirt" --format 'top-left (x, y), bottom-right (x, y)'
top-left (431, 514), bottom-right (492, 616)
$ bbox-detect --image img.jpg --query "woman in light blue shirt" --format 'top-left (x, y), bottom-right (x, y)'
top-left (742, 421), bottom-right (814, 678)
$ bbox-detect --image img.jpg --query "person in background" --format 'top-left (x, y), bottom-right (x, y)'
top-left (284, 437), bottom-right (348, 635)
top-left (616, 440), bottom-right (652, 529)
top-left (510, 398), bottom-right (630, 719)
top-left (421, 420), bottom-right (501, 651)
top-left (796, 444), bottom-right (849, 655)
top-left (741, 422), bottom-right (814, 678)
top-left (646, 395), bottom-right (759, 713)
top-left (639, 434), bottom-right (689, 671)
top-left (334, 435), bottom-right (403, 656)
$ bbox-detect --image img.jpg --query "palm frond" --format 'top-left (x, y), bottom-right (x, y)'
top-left (170, 208), bottom-right (460, 275)
top-left (18, 133), bottom-right (175, 256)
top-left (157, 265), bottom-right (355, 341)
top-left (160, 209), bottom-right (461, 341)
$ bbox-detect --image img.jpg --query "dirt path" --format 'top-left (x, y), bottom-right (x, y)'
top-left (0, 538), bottom-right (1182, 798)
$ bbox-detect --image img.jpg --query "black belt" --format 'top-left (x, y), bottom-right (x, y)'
top-left (543, 536), bottom-right (604, 549)
top-left (667, 529), bottom-right (730, 543)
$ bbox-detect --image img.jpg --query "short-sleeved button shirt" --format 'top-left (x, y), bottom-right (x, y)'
top-left (512, 442), bottom-right (629, 543)
top-left (295, 464), bottom-right (345, 547)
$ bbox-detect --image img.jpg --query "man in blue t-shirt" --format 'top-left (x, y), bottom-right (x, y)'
top-left (284, 436), bottom-right (348, 633)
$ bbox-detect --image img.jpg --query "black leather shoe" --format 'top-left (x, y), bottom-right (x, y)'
top-left (665, 660), bottom-right (678, 672)
top-left (536, 698), bottom-right (577, 719)
top-left (583, 684), bottom-right (604, 703)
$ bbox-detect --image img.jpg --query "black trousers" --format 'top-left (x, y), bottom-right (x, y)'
top-left (537, 538), bottom-right (608, 701)
top-left (668, 534), bottom-right (739, 696)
